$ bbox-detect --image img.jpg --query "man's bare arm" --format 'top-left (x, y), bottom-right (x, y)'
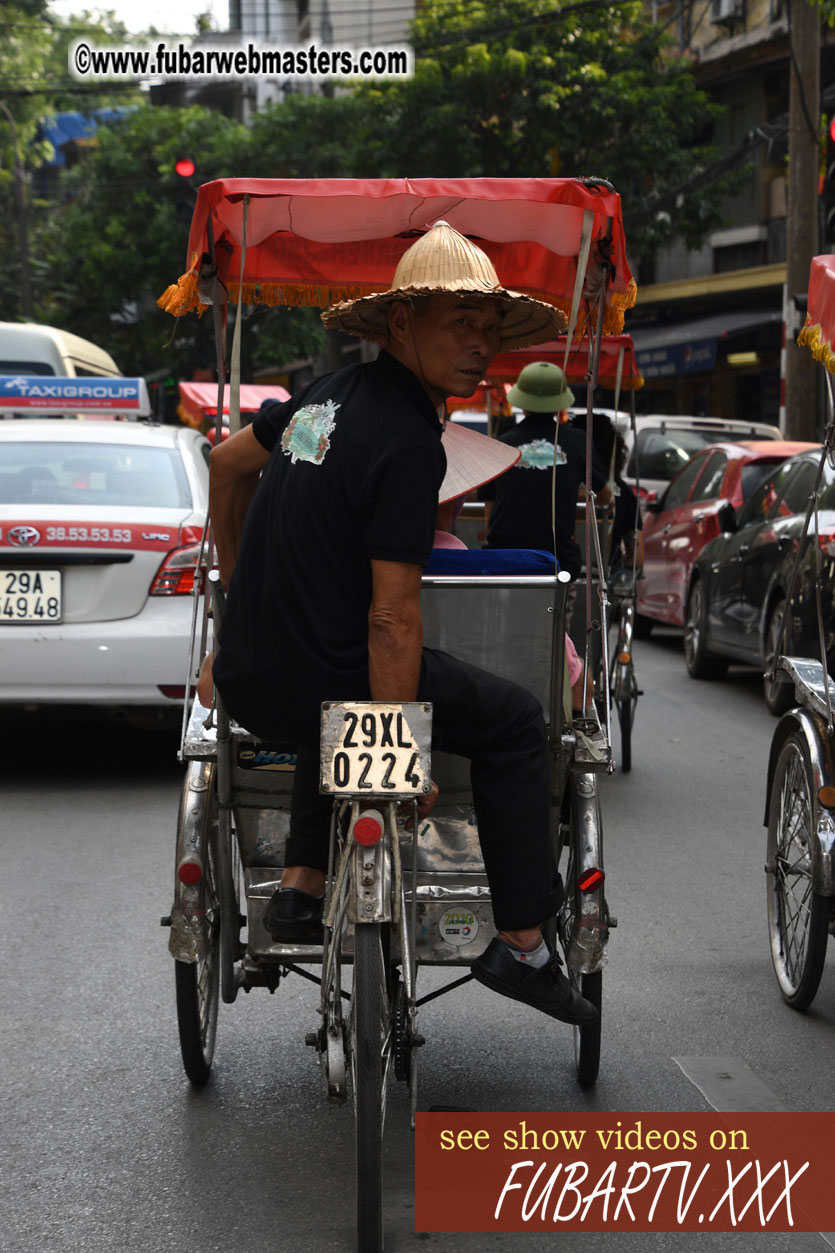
top-left (368, 559), bottom-right (423, 701)
top-left (369, 559), bottom-right (438, 819)
top-left (209, 426), bottom-right (270, 585)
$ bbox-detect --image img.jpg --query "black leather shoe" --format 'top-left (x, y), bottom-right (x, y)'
top-left (263, 888), bottom-right (324, 943)
top-left (471, 937), bottom-right (599, 1025)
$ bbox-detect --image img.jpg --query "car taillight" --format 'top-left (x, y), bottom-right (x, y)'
top-left (149, 543), bottom-right (202, 595)
top-left (818, 536), bottom-right (835, 558)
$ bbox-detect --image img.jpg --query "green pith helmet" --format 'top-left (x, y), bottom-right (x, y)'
top-left (507, 361), bottom-right (575, 413)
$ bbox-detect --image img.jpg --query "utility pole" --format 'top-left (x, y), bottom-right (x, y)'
top-left (783, 0), bottom-right (820, 439)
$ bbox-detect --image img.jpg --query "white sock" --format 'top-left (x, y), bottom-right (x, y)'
top-left (503, 938), bottom-right (550, 969)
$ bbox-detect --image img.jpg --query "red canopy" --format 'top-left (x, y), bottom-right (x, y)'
top-left (446, 334), bottom-right (643, 411)
top-left (159, 177), bottom-right (636, 337)
top-left (798, 255), bottom-right (835, 374)
top-left (484, 334), bottom-right (643, 389)
top-left (177, 381), bottom-right (290, 428)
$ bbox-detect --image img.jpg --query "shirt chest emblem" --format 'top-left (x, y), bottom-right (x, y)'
top-left (518, 438), bottom-right (566, 470)
top-left (281, 399), bottom-right (340, 465)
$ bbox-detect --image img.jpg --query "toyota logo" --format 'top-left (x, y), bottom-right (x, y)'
top-left (8, 525), bottom-right (41, 548)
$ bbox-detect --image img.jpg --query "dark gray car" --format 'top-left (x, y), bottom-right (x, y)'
top-left (683, 447), bottom-right (835, 714)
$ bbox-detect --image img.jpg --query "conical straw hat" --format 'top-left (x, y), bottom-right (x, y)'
top-left (322, 221), bottom-right (566, 350)
top-left (439, 419), bottom-right (520, 503)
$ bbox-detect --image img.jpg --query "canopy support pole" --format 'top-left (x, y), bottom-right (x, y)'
top-left (228, 197), bottom-right (249, 436)
top-left (562, 211), bottom-right (593, 372)
top-left (613, 345), bottom-right (625, 417)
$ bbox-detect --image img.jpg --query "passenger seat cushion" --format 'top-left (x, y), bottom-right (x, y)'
top-left (424, 548), bottom-right (557, 575)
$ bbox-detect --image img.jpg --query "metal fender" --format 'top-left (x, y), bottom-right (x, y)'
top-left (168, 760), bottom-right (215, 963)
top-left (567, 773), bottom-right (608, 973)
top-left (765, 708), bottom-right (835, 896)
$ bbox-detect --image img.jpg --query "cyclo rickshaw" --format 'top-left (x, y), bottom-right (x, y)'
top-left (765, 252), bottom-right (835, 1011)
top-left (460, 333), bottom-right (646, 770)
top-left (158, 177), bottom-right (636, 1251)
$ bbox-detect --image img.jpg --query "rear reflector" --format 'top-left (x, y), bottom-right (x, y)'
top-left (578, 867), bottom-right (605, 892)
top-left (354, 811), bottom-right (384, 846)
top-left (158, 685), bottom-right (186, 699)
top-left (177, 856), bottom-right (203, 885)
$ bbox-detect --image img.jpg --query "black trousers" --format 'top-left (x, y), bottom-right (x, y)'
top-left (284, 648), bottom-right (562, 932)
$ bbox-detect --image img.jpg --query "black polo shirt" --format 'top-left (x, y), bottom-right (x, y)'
top-left (213, 351), bottom-right (446, 739)
top-left (481, 415), bottom-right (607, 578)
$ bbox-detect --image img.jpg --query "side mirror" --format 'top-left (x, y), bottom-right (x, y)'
top-left (716, 500), bottom-right (736, 533)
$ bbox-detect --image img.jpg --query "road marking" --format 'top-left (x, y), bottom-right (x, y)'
top-left (675, 1056), bottom-right (835, 1248)
top-left (673, 1055), bottom-right (790, 1112)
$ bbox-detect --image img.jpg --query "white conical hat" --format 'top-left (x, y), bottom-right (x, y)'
top-left (439, 420), bottom-right (520, 502)
top-left (321, 221), bottom-right (566, 350)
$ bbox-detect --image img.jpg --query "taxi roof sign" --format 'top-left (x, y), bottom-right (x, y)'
top-left (0, 376), bottom-right (151, 417)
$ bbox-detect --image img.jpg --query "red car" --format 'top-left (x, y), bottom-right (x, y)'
top-left (635, 440), bottom-right (818, 635)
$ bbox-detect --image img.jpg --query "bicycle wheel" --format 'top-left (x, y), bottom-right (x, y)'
top-left (617, 697), bottom-right (633, 774)
top-left (562, 781), bottom-right (604, 1088)
top-left (766, 732), bottom-right (830, 1010)
top-left (353, 923), bottom-right (387, 1253)
top-left (572, 970), bottom-right (602, 1089)
top-left (174, 777), bottom-right (220, 1085)
top-left (217, 804), bottom-right (245, 1005)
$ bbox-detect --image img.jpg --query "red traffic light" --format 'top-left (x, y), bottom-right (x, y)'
top-left (175, 158), bottom-right (196, 178)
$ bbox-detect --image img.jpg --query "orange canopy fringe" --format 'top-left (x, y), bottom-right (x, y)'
top-left (157, 263), bottom-right (202, 317)
top-left (798, 319), bottom-right (835, 374)
top-left (157, 273), bottom-right (638, 339)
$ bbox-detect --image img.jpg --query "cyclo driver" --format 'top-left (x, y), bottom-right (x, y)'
top-left (210, 221), bottom-right (598, 1026)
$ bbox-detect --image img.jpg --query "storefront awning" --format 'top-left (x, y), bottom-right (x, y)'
top-left (631, 308), bottom-right (782, 378)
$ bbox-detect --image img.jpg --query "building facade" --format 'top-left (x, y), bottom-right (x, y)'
top-left (627, 0), bottom-right (834, 428)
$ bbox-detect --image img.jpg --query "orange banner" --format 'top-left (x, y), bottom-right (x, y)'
top-left (415, 1113), bottom-right (835, 1233)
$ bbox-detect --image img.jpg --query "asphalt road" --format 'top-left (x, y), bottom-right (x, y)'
top-left (3, 633), bottom-right (835, 1253)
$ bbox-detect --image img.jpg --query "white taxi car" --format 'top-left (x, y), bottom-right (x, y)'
top-left (0, 420), bottom-right (209, 717)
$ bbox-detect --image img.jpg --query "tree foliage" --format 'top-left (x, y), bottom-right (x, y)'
top-left (349, 0), bottom-right (733, 257)
top-left (0, 2), bottom-right (140, 322)
top-left (14, 0), bottom-right (746, 376)
top-left (35, 103), bottom-right (323, 379)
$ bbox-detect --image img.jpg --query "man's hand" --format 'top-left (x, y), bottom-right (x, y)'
top-left (403, 778), bottom-right (440, 829)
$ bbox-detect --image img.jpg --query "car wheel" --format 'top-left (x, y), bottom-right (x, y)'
top-left (684, 579), bottom-right (728, 680)
top-left (632, 612), bottom-right (654, 640)
top-left (763, 600), bottom-right (795, 717)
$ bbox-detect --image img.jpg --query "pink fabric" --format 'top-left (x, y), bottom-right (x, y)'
top-left (433, 530), bottom-right (468, 549)
top-left (565, 633), bottom-right (583, 687)
top-left (807, 255), bottom-right (835, 353)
